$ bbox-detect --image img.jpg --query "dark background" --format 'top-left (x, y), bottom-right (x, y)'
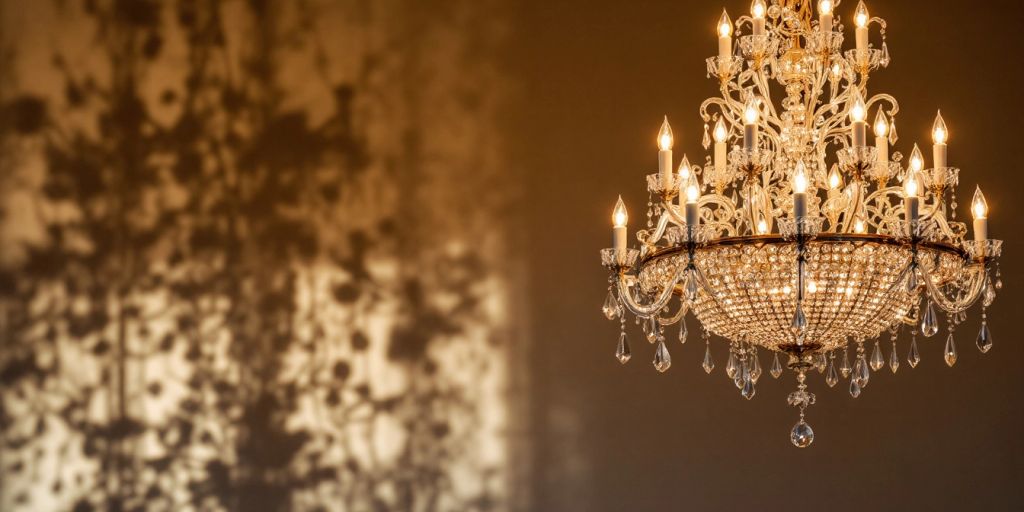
top-left (512, 1), bottom-right (1024, 510)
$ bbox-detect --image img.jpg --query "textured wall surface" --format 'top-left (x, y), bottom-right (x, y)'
top-left (0, 1), bottom-right (520, 510)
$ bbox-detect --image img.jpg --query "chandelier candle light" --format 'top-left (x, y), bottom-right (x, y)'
top-left (600, 0), bottom-right (1003, 447)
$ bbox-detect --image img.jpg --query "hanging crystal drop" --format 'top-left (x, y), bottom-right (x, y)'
top-left (839, 348), bottom-right (852, 378)
top-left (770, 352), bottom-right (783, 378)
top-left (905, 267), bottom-right (918, 293)
top-left (679, 320), bottom-right (688, 344)
top-left (888, 117), bottom-right (899, 144)
top-left (790, 420), bottom-right (814, 448)
top-left (943, 333), bottom-right (957, 367)
top-left (602, 289), bottom-right (619, 320)
top-left (653, 340), bottom-right (672, 372)
top-left (726, 351), bottom-right (739, 379)
top-left (889, 342), bottom-right (900, 373)
top-left (825, 358), bottom-right (839, 388)
top-left (814, 353), bottom-right (826, 374)
top-left (908, 336), bottom-right (921, 368)
top-left (983, 279), bottom-right (996, 307)
top-left (645, 317), bottom-right (659, 343)
top-left (686, 273), bottom-right (699, 301)
top-left (791, 303), bottom-right (807, 332)
top-left (751, 349), bottom-right (762, 383)
top-left (702, 344), bottom-right (715, 373)
top-left (880, 41), bottom-right (890, 66)
top-left (615, 332), bottom-right (632, 364)
top-left (849, 377), bottom-right (862, 398)
top-left (976, 322), bottom-right (993, 354)
top-left (702, 122), bottom-right (711, 149)
top-left (736, 361), bottom-right (749, 390)
top-left (870, 341), bottom-right (884, 371)
top-left (741, 375), bottom-right (756, 400)
top-left (921, 302), bottom-right (939, 337)
top-left (854, 356), bottom-right (870, 387)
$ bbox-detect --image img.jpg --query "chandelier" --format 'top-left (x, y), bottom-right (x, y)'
top-left (599, 0), bottom-right (1004, 447)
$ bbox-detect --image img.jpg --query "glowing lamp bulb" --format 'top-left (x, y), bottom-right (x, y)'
top-left (819, 0), bottom-right (833, 15)
top-left (792, 161), bottom-right (809, 194)
top-left (909, 144), bottom-right (924, 172)
top-left (850, 96), bottom-right (866, 123)
top-left (713, 118), bottom-right (728, 143)
top-left (855, 1), bottom-right (869, 28)
top-left (744, 97), bottom-right (759, 125)
top-left (854, 216), bottom-right (867, 233)
top-left (873, 109), bottom-right (889, 137)
top-left (757, 218), bottom-right (768, 234)
top-left (718, 10), bottom-right (732, 38)
top-left (751, 0), bottom-right (766, 19)
top-left (613, 196), bottom-right (628, 227)
top-left (831, 61), bottom-right (843, 79)
top-left (658, 116), bottom-right (674, 151)
top-left (904, 172), bottom-right (920, 198)
top-left (932, 111), bottom-right (948, 144)
top-left (678, 155), bottom-right (692, 181)
top-left (828, 166), bottom-right (842, 189)
top-left (972, 186), bottom-right (988, 219)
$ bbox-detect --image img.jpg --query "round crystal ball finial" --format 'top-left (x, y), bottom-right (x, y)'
top-left (790, 420), bottom-right (814, 448)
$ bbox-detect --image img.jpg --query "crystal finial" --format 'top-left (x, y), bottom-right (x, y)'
top-left (770, 352), bottom-right (783, 378)
top-left (870, 341), bottom-right (884, 371)
top-left (741, 376), bottom-right (756, 400)
top-left (602, 290), bottom-right (619, 320)
top-left (616, 332), bottom-right (632, 364)
top-left (790, 421), bottom-right (814, 448)
top-left (645, 317), bottom-right (659, 343)
top-left (854, 355), bottom-right (870, 387)
top-left (849, 377), bottom-right (861, 398)
top-left (703, 344), bottom-right (715, 373)
top-left (889, 342), bottom-right (900, 373)
top-left (943, 333), bottom-right (957, 367)
top-left (825, 358), bottom-right (839, 387)
top-left (654, 340), bottom-right (672, 372)
top-left (921, 302), bottom-right (939, 337)
top-left (908, 337), bottom-right (921, 368)
top-left (976, 322), bottom-right (993, 353)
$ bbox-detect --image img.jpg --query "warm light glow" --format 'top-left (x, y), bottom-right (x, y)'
top-left (792, 161), bottom-right (809, 194)
top-left (819, 0), bottom-right (833, 15)
top-left (678, 155), bottom-right (692, 181)
top-left (751, 0), bottom-right (766, 19)
top-left (854, 216), bottom-right (867, 233)
top-left (686, 176), bottom-right (701, 203)
top-left (855, 1), bottom-right (869, 28)
top-left (972, 186), bottom-right (988, 219)
top-left (828, 166), bottom-right (842, 189)
top-left (718, 10), bottom-right (732, 38)
top-left (849, 90), bottom-right (866, 123)
top-left (713, 118), bottom-right (728, 143)
top-left (873, 109), bottom-right (889, 137)
top-left (932, 110), bottom-right (948, 144)
top-left (658, 116), bottom-right (674, 151)
top-left (613, 196), bottom-right (628, 227)
top-left (904, 171), bottom-right (920, 198)
top-left (807, 280), bottom-right (818, 293)
top-left (744, 96), bottom-right (759, 125)
top-left (831, 61), bottom-right (843, 79)
top-left (909, 144), bottom-right (924, 172)
top-left (757, 218), bottom-right (768, 234)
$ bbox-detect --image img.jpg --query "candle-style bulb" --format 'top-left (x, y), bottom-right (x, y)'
top-left (686, 175), bottom-right (701, 203)
top-left (792, 161), bottom-right (809, 194)
top-left (658, 116), bottom-right (674, 151)
top-left (713, 118), bottom-right (728, 143)
top-left (678, 155), bottom-right (692, 181)
top-left (904, 171), bottom-right (920, 198)
top-left (751, 0), bottom-right (766, 19)
top-left (854, 215), bottom-right (867, 234)
top-left (718, 10), bottom-right (733, 38)
top-left (831, 61), bottom-right (843, 80)
top-left (613, 196), bottom-right (628, 227)
top-left (855, 1), bottom-right (869, 28)
top-left (819, 0), bottom-right (833, 15)
top-left (757, 218), bottom-right (768, 234)
top-left (828, 165), bottom-right (842, 189)
top-left (932, 111), bottom-right (948, 144)
top-left (909, 144), bottom-right (924, 172)
top-left (743, 96), bottom-right (760, 125)
top-left (972, 186), bottom-right (988, 219)
top-left (873, 109), bottom-right (889, 137)
top-left (849, 89), bottom-right (866, 123)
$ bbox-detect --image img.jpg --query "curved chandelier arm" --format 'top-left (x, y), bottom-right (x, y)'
top-left (616, 266), bottom-right (684, 318)
top-left (920, 262), bottom-right (986, 314)
top-left (657, 300), bottom-right (688, 326)
top-left (638, 210), bottom-right (672, 248)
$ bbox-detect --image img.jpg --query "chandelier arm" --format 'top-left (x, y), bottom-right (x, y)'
top-left (657, 300), bottom-right (688, 326)
top-left (639, 210), bottom-right (673, 248)
top-left (920, 262), bottom-right (985, 314)
top-left (615, 266), bottom-right (684, 318)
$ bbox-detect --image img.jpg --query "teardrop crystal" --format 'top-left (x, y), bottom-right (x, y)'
top-left (602, 290), bottom-right (619, 320)
top-left (741, 376), bottom-right (756, 400)
top-left (790, 420), bottom-right (814, 448)
top-left (889, 116), bottom-right (899, 144)
top-left (702, 123), bottom-right (711, 149)
top-left (870, 341), bottom-right (884, 371)
top-left (679, 320), bottom-right (688, 344)
top-left (686, 273), bottom-right (699, 301)
top-left (976, 322), bottom-right (993, 354)
top-left (751, 350), bottom-right (762, 383)
top-left (791, 303), bottom-right (807, 332)
top-left (702, 344), bottom-right (715, 373)
top-left (905, 268), bottom-right (918, 293)
top-left (770, 352), bottom-right (783, 378)
top-left (726, 351), bottom-right (739, 379)
top-left (854, 356), bottom-right (870, 387)
top-left (908, 337), bottom-right (921, 368)
top-left (654, 340), bottom-right (672, 372)
top-left (849, 377), bottom-right (862, 398)
top-left (814, 353), bottom-right (826, 374)
top-left (645, 317), bottom-right (659, 343)
top-left (839, 348), bottom-right (852, 378)
top-left (889, 343), bottom-right (900, 373)
top-left (943, 333), bottom-right (957, 367)
top-left (983, 279), bottom-right (996, 307)
top-left (921, 302), bottom-right (939, 337)
top-left (880, 41), bottom-right (890, 66)
top-left (825, 358), bottom-right (839, 388)
top-left (616, 332), bottom-right (632, 364)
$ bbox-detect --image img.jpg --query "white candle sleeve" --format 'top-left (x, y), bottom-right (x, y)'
top-left (794, 193), bottom-right (807, 220)
top-left (876, 138), bottom-right (888, 165)
top-left (820, 13), bottom-right (833, 32)
top-left (715, 142), bottom-right (727, 175)
top-left (659, 150), bottom-right (673, 188)
top-left (933, 144), bottom-right (947, 169)
top-left (719, 37), bottom-right (731, 60)
top-left (973, 218), bottom-right (988, 241)
top-left (744, 124), bottom-right (757, 152)
top-left (753, 18), bottom-right (765, 36)
top-left (852, 121), bottom-right (866, 148)
top-left (856, 27), bottom-right (868, 54)
top-left (686, 202), bottom-right (700, 227)
top-left (613, 226), bottom-right (627, 254)
top-left (904, 197), bottom-right (919, 234)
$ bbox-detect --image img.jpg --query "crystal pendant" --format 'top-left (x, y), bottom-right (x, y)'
top-left (770, 352), bottom-right (783, 378)
top-left (679, 320), bottom-right (688, 344)
top-left (870, 342), bottom-right (884, 371)
top-left (889, 117), bottom-right (899, 145)
top-left (702, 344), bottom-right (715, 373)
top-left (736, 363), bottom-right (749, 389)
top-left (702, 123), bottom-right (711, 149)
top-left (615, 332), bottom-right (632, 364)
top-left (849, 377), bottom-right (862, 398)
top-left (751, 350), bottom-right (762, 383)
top-left (791, 303), bottom-right (807, 332)
top-left (726, 351), bottom-right (739, 379)
top-left (791, 420), bottom-right (814, 448)
top-left (602, 290), bottom-right (618, 320)
top-left (880, 41), bottom-right (891, 66)
top-left (854, 356), bottom-right (870, 387)
top-left (943, 333), bottom-right (957, 367)
top-left (645, 317), bottom-right (659, 343)
top-left (839, 348), bottom-right (852, 378)
top-left (905, 268), bottom-right (918, 293)
top-left (686, 273), bottom-right (699, 301)
top-left (889, 343), bottom-right (900, 373)
top-left (921, 302), bottom-right (939, 337)
top-left (976, 322), bottom-right (993, 354)
top-left (653, 340), bottom-right (672, 372)
top-left (814, 353), bottom-right (826, 374)
top-left (825, 358), bottom-right (839, 388)
top-left (741, 375), bottom-right (756, 400)
top-left (908, 337), bottom-right (921, 368)
top-left (983, 279), bottom-right (996, 307)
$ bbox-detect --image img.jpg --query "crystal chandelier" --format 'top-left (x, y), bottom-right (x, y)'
top-left (600, 0), bottom-right (1004, 447)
